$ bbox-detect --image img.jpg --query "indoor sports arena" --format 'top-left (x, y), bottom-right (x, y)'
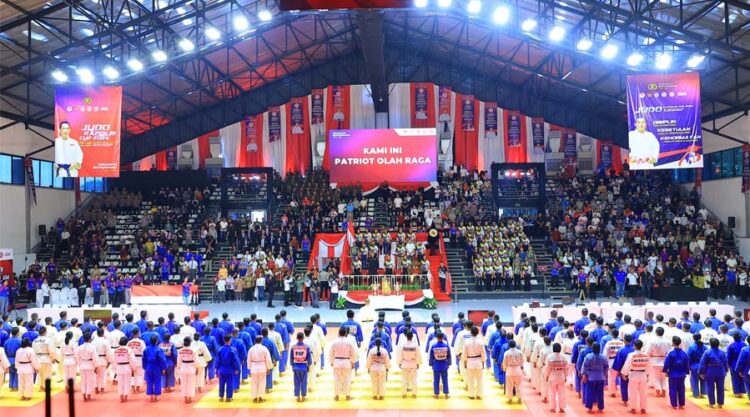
top-left (1, 1), bottom-right (750, 417)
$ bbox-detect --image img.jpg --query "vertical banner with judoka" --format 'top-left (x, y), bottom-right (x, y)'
top-left (461, 96), bottom-right (475, 132)
top-left (268, 107), bottom-right (282, 143)
top-left (561, 129), bottom-right (577, 177)
top-left (743, 144), bottom-right (750, 193)
top-left (504, 110), bottom-right (528, 162)
top-left (411, 83), bottom-right (435, 128)
top-left (626, 73), bottom-right (703, 170)
top-left (531, 117), bottom-right (545, 163)
top-left (54, 86), bottom-right (122, 177)
top-left (484, 103), bottom-right (498, 141)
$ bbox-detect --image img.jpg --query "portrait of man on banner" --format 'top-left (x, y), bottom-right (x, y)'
top-left (269, 109), bottom-right (282, 142)
top-left (415, 87), bottom-right (428, 120)
top-left (290, 101), bottom-right (305, 135)
top-left (332, 86), bottom-right (346, 129)
top-left (628, 115), bottom-right (660, 167)
top-left (461, 98), bottom-right (475, 131)
top-left (245, 116), bottom-right (258, 152)
top-left (54, 120), bottom-right (84, 178)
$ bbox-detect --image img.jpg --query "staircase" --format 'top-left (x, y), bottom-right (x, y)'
top-left (372, 199), bottom-right (390, 227)
top-left (445, 246), bottom-right (472, 294)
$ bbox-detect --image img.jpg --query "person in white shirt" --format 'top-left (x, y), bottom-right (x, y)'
top-left (112, 337), bottom-right (137, 402)
top-left (247, 336), bottom-right (273, 403)
top-left (0, 345), bottom-right (11, 398)
top-left (647, 327), bottom-right (671, 397)
top-left (91, 328), bottom-right (111, 394)
top-left (544, 343), bottom-right (569, 413)
top-left (462, 327), bottom-right (487, 399)
top-left (76, 333), bottom-right (98, 401)
top-left (628, 117), bottom-right (660, 168)
top-left (329, 327), bottom-right (357, 401)
top-left (15, 338), bottom-right (39, 401)
top-left (366, 338), bottom-right (391, 400)
top-left (621, 339), bottom-right (650, 414)
top-left (396, 330), bottom-right (422, 398)
top-left (54, 121), bottom-right (84, 177)
top-left (127, 330), bottom-right (147, 393)
top-left (177, 337), bottom-right (199, 403)
top-left (32, 327), bottom-right (57, 391)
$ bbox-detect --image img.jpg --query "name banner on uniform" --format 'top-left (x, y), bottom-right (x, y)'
top-left (461, 95), bottom-right (475, 131)
top-left (269, 107), bottom-right (282, 142)
top-left (743, 144), bottom-right (750, 193)
top-left (54, 86), bottom-right (122, 177)
top-left (311, 89), bottom-right (324, 125)
top-left (484, 102), bottom-right (498, 140)
top-left (626, 73), bottom-right (703, 170)
top-left (506, 111), bottom-right (522, 147)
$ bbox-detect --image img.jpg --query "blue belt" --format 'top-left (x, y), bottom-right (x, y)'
top-left (56, 164), bottom-right (72, 177)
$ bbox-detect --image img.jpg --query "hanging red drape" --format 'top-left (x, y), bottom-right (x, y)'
top-left (503, 110), bottom-right (529, 162)
top-left (453, 94), bottom-right (480, 171)
top-left (285, 97), bottom-right (312, 175)
top-left (239, 115), bottom-right (264, 167)
top-left (197, 131), bottom-right (218, 169)
top-left (322, 85), bottom-right (350, 171)
top-left (155, 151), bottom-right (167, 171)
top-left (410, 83), bottom-right (436, 128)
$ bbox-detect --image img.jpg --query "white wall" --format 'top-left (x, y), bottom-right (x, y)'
top-left (0, 117), bottom-right (55, 160)
top-left (701, 113), bottom-right (749, 153)
top-left (0, 183), bottom-right (91, 258)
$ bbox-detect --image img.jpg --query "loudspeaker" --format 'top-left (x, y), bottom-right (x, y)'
top-left (728, 216), bottom-right (736, 228)
top-left (38, 224), bottom-right (46, 237)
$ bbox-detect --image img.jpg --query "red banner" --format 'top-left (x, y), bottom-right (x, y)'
top-left (410, 83), bottom-right (435, 128)
top-left (54, 86), bottom-right (122, 177)
top-left (454, 94), bottom-right (479, 170)
top-left (504, 110), bottom-right (528, 162)
top-left (197, 132), bottom-right (218, 169)
top-left (597, 140), bottom-right (623, 174)
top-left (323, 85), bottom-right (351, 170)
top-left (438, 86), bottom-right (451, 133)
top-left (561, 129), bottom-right (577, 177)
top-left (0, 249), bottom-right (12, 291)
top-left (285, 97), bottom-right (312, 174)
top-left (240, 115), bottom-right (264, 167)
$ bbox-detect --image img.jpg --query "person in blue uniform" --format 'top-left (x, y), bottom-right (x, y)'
top-left (216, 334), bottom-right (240, 402)
top-left (141, 322), bottom-right (161, 346)
top-left (159, 334), bottom-right (177, 392)
top-left (142, 336), bottom-right (167, 402)
top-left (575, 334), bottom-right (594, 403)
top-left (735, 335), bottom-right (750, 401)
top-left (237, 323), bottom-right (254, 383)
top-left (190, 312), bottom-right (206, 336)
top-left (218, 313), bottom-right (234, 335)
top-left (699, 337), bottom-right (729, 408)
top-left (487, 322), bottom-right (506, 383)
top-left (274, 314), bottom-right (290, 377)
top-left (574, 309), bottom-right (590, 336)
top-left (727, 332), bottom-right (747, 397)
top-left (3, 327), bottom-right (21, 391)
top-left (612, 333), bottom-right (634, 406)
top-left (687, 333), bottom-right (707, 398)
top-left (662, 336), bottom-right (689, 409)
top-left (200, 328), bottom-right (218, 382)
top-left (429, 331), bottom-right (452, 398)
top-left (230, 329), bottom-right (247, 392)
top-left (581, 342), bottom-right (608, 413)
top-left (260, 328), bottom-right (280, 391)
top-left (290, 332), bottom-right (313, 402)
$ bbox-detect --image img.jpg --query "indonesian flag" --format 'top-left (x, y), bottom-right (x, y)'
top-left (347, 222), bottom-right (355, 246)
top-left (318, 235), bottom-right (346, 261)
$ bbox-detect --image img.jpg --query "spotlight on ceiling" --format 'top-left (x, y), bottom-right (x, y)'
top-left (549, 26), bottom-right (566, 42)
top-left (492, 6), bottom-right (510, 25)
top-left (178, 38), bottom-right (195, 51)
top-left (626, 52), bottom-right (644, 67)
top-left (233, 14), bottom-right (249, 32)
top-left (102, 65), bottom-right (119, 80)
top-left (576, 38), bottom-right (592, 51)
top-left (655, 52), bottom-right (672, 69)
top-left (151, 49), bottom-right (168, 62)
top-left (467, 0), bottom-right (481, 14)
top-left (127, 58), bottom-right (144, 72)
top-left (205, 26), bottom-right (221, 41)
top-left (76, 67), bottom-right (95, 84)
top-left (521, 18), bottom-right (537, 32)
top-left (51, 69), bottom-right (68, 82)
top-left (257, 10), bottom-right (272, 22)
top-left (600, 43), bottom-right (618, 59)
